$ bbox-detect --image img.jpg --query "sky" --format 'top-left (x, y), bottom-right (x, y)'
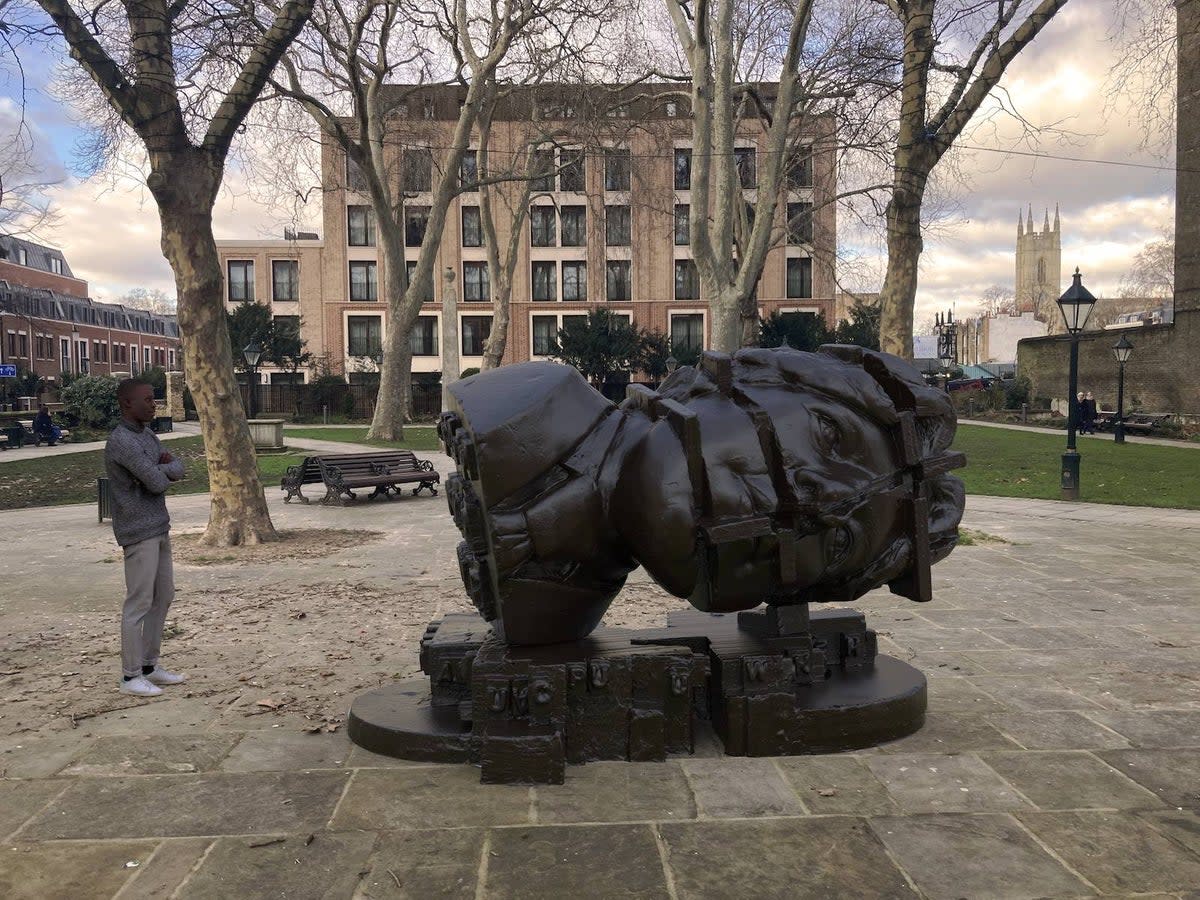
top-left (0, 2), bottom-right (1176, 324)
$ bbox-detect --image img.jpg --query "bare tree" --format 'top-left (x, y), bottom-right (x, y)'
top-left (30, 0), bottom-right (314, 545)
top-left (977, 284), bottom-right (1018, 317)
top-left (116, 287), bottom-right (177, 315)
top-left (1119, 228), bottom-right (1174, 299)
top-left (1107, 0), bottom-right (1177, 153)
top-left (875, 0), bottom-right (1070, 359)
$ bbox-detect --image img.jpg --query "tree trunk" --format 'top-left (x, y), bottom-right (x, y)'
top-left (709, 285), bottom-right (742, 352)
top-left (482, 276), bottom-right (511, 370)
top-left (152, 155), bottom-right (277, 547)
top-left (878, 178), bottom-right (926, 360)
top-left (367, 224), bottom-right (411, 441)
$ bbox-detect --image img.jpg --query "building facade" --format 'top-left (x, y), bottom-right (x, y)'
top-left (1015, 205), bottom-right (1061, 325)
top-left (957, 311), bottom-right (1048, 367)
top-left (218, 83), bottom-right (838, 380)
top-left (0, 235), bottom-right (182, 384)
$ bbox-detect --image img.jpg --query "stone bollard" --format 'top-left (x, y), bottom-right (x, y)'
top-left (1021, 402), bottom-right (1028, 423)
top-left (165, 371), bottom-right (187, 421)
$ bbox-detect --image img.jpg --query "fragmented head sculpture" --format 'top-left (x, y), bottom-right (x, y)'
top-left (348, 346), bottom-right (966, 783)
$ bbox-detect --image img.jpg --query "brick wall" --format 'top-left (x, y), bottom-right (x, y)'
top-left (1015, 309), bottom-right (1200, 414)
top-left (0, 260), bottom-right (89, 298)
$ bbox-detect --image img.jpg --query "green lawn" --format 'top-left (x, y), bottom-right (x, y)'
top-left (283, 426), bottom-right (441, 451)
top-left (0, 437), bottom-right (305, 510)
top-left (953, 424), bottom-right (1200, 509)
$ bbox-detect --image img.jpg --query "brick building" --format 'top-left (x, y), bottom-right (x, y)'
top-left (217, 83), bottom-right (837, 381)
top-left (0, 235), bottom-right (182, 385)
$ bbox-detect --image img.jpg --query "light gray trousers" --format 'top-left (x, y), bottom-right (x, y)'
top-left (121, 533), bottom-right (174, 677)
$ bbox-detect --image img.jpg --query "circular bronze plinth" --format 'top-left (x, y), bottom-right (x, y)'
top-left (348, 679), bottom-right (473, 763)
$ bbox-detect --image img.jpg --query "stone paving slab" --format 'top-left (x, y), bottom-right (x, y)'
top-left (2, 483), bottom-right (1199, 896)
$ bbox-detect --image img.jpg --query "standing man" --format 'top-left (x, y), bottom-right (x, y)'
top-left (105, 379), bottom-right (187, 697)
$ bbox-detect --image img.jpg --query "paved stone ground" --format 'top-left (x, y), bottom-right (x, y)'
top-left (2, 476), bottom-right (1199, 898)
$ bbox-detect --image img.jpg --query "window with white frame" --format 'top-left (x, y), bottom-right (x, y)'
top-left (559, 149), bottom-right (586, 191)
top-left (734, 147), bottom-right (756, 188)
top-left (409, 316), bottom-right (439, 356)
top-left (787, 146), bottom-right (813, 189)
top-left (605, 205), bottom-right (630, 246)
top-left (674, 259), bottom-right (699, 300)
top-left (401, 148), bottom-right (433, 192)
top-left (530, 206), bottom-right (556, 246)
top-left (349, 261), bottom-right (378, 301)
top-left (272, 260), bottom-right (299, 301)
top-left (347, 206), bottom-right (376, 246)
top-left (604, 148), bottom-right (631, 191)
top-left (461, 315), bottom-right (492, 356)
top-left (345, 155), bottom-right (369, 192)
top-left (606, 260), bottom-right (631, 302)
top-left (227, 260), bottom-right (254, 302)
top-left (49, 257), bottom-right (64, 275)
top-left (405, 261), bottom-right (434, 303)
top-left (463, 262), bottom-right (489, 301)
top-left (530, 149), bottom-right (555, 192)
top-left (405, 205), bottom-right (430, 247)
top-left (674, 149), bottom-right (691, 191)
top-left (560, 206), bottom-right (586, 247)
top-left (347, 315), bottom-right (382, 357)
top-left (670, 313), bottom-right (704, 355)
top-left (461, 206), bottom-right (483, 247)
top-left (532, 315), bottom-right (558, 355)
top-left (786, 257), bottom-right (813, 299)
top-left (674, 204), bottom-right (690, 246)
top-left (562, 261), bottom-right (587, 301)
top-left (787, 202), bottom-right (813, 245)
top-left (459, 151), bottom-right (478, 190)
top-left (532, 261), bottom-right (557, 302)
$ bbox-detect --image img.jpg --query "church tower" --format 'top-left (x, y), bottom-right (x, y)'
top-left (1015, 204), bottom-right (1062, 325)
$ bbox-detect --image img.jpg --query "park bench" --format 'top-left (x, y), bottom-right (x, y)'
top-left (16, 419), bottom-right (71, 447)
top-left (1096, 411), bottom-right (1170, 436)
top-left (281, 450), bottom-right (439, 505)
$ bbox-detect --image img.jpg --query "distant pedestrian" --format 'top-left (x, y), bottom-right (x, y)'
top-left (1080, 391), bottom-right (1098, 434)
top-left (104, 379), bottom-right (187, 697)
top-left (32, 404), bottom-right (60, 446)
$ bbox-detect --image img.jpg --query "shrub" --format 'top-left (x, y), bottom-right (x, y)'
top-left (459, 367), bottom-right (481, 378)
top-left (1003, 376), bottom-right (1032, 409)
top-left (61, 375), bottom-right (122, 427)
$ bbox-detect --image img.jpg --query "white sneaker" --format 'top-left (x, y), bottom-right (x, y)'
top-left (144, 666), bottom-right (186, 686)
top-left (120, 675), bottom-right (163, 697)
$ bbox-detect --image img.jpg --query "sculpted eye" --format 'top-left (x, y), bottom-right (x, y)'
top-left (830, 524), bottom-right (853, 567)
top-left (815, 412), bottom-right (841, 454)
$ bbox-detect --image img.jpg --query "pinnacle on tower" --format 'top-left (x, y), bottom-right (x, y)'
top-left (1044, 208), bottom-right (1051, 232)
top-left (1027, 205), bottom-right (1034, 232)
top-left (1054, 203), bottom-right (1060, 232)
top-left (1018, 211), bottom-right (1024, 237)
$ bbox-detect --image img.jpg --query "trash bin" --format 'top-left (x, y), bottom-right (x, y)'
top-left (152, 415), bottom-right (174, 433)
top-left (97, 476), bottom-right (113, 524)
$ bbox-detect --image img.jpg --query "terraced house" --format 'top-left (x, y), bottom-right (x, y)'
top-left (217, 83), bottom-right (837, 383)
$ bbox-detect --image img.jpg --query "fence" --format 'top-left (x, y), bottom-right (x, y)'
top-left (237, 381), bottom-right (443, 422)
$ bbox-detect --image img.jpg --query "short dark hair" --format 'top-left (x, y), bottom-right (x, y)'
top-left (117, 378), bottom-right (152, 404)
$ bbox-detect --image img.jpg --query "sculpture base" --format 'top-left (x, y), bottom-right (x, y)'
top-left (348, 608), bottom-right (926, 784)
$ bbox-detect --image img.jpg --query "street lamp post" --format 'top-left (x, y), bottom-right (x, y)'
top-left (242, 341), bottom-right (263, 421)
top-left (936, 310), bottom-right (956, 392)
top-left (1112, 335), bottom-right (1134, 444)
top-left (1055, 268), bottom-right (1098, 501)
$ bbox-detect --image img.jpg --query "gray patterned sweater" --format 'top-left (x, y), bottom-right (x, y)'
top-left (104, 420), bottom-right (186, 547)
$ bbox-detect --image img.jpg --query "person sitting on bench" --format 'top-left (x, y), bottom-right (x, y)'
top-left (33, 404), bottom-right (61, 446)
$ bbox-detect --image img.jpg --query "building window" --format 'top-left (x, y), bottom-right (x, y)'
top-left (49, 257), bottom-right (64, 275)
top-left (606, 260), bottom-right (632, 302)
top-left (270, 372), bottom-right (303, 385)
top-left (461, 315), bottom-right (492, 356)
top-left (674, 148), bottom-right (691, 191)
top-left (272, 260), bottom-right (299, 301)
top-left (560, 206), bottom-right (586, 247)
top-left (273, 315), bottom-right (300, 339)
top-left (168, 349), bottom-right (175, 370)
top-left (17, 247), bottom-right (28, 266)
top-left (405, 261), bottom-right (434, 303)
top-left (671, 314), bottom-right (704, 354)
top-left (409, 316), bottom-right (439, 356)
top-left (604, 148), bottom-right (631, 191)
top-left (674, 204), bottom-right (690, 246)
top-left (144, 346), bottom-right (152, 368)
top-left (460, 151), bottom-right (478, 190)
top-left (559, 149), bottom-right (585, 191)
top-left (531, 149), bottom-right (555, 192)
top-left (402, 148), bottom-right (433, 192)
top-left (349, 261), bottom-right (378, 301)
top-left (532, 315), bottom-right (558, 356)
top-left (562, 261), bottom-right (587, 301)
top-left (345, 155), bottom-right (369, 192)
top-left (405, 205), bottom-right (430, 247)
top-left (787, 147), bottom-right (813, 189)
top-left (530, 206), bottom-right (557, 246)
top-left (347, 206), bottom-right (376, 246)
top-left (787, 202), bottom-right (813, 244)
top-left (347, 315), bottom-right (382, 357)
top-left (674, 259), bottom-right (699, 300)
top-left (786, 257), bottom-right (813, 299)
top-left (531, 261), bottom-right (557, 301)
top-left (666, 100), bottom-right (678, 117)
top-left (227, 260), bottom-right (254, 302)
top-left (735, 147), bottom-right (757, 188)
top-left (462, 206), bottom-right (483, 247)
top-left (605, 205), bottom-right (631, 246)
top-left (463, 262), bottom-right (490, 301)
top-left (61, 338), bottom-right (70, 368)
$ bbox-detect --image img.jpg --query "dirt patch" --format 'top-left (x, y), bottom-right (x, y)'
top-left (958, 528), bottom-right (1012, 546)
top-left (169, 529), bottom-right (385, 566)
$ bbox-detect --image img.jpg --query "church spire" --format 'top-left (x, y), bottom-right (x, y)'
top-left (1027, 204), bottom-right (1034, 233)
top-left (1018, 211), bottom-right (1024, 237)
top-left (1053, 203), bottom-right (1060, 232)
top-left (1044, 208), bottom-right (1051, 232)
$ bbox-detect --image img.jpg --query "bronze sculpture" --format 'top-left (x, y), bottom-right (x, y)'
top-left (349, 346), bottom-right (966, 783)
